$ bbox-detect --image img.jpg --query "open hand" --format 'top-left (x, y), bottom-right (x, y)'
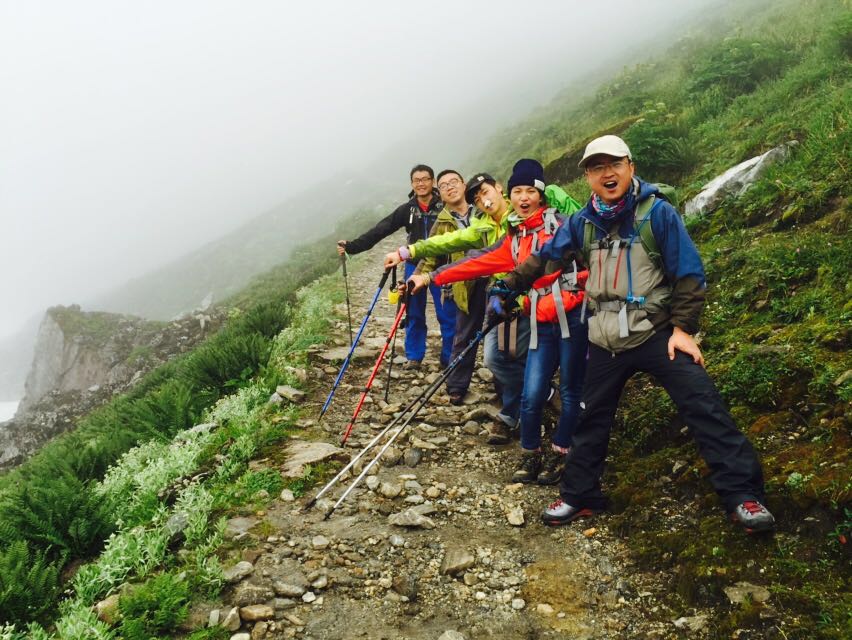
top-left (668, 326), bottom-right (705, 368)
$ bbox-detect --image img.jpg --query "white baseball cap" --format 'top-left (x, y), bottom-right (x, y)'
top-left (578, 135), bottom-right (632, 167)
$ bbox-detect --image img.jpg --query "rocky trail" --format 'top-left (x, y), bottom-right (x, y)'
top-left (212, 239), bottom-right (692, 640)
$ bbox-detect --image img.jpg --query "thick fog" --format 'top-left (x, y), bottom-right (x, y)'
top-left (1, 0), bottom-right (716, 341)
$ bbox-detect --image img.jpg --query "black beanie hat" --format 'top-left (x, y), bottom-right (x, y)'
top-left (507, 158), bottom-right (545, 194)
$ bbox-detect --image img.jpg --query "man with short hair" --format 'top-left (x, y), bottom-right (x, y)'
top-left (337, 165), bottom-right (454, 367)
top-left (387, 169), bottom-right (475, 396)
top-left (499, 135), bottom-right (775, 533)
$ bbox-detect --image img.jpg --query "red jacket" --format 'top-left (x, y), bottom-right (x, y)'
top-left (433, 207), bottom-right (587, 324)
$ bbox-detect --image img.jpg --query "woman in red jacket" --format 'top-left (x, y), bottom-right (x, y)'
top-left (409, 159), bottom-right (589, 485)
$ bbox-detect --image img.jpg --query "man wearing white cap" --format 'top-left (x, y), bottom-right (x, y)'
top-left (496, 135), bottom-right (775, 533)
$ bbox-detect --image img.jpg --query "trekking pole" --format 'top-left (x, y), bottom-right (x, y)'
top-left (384, 266), bottom-right (402, 403)
top-left (339, 283), bottom-right (410, 446)
top-left (322, 315), bottom-right (507, 519)
top-left (318, 267), bottom-right (392, 422)
top-left (341, 253), bottom-right (353, 345)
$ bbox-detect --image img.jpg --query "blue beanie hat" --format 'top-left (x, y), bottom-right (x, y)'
top-left (507, 158), bottom-right (545, 194)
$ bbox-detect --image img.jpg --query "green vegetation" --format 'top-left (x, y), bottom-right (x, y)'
top-left (2, 0), bottom-right (850, 637)
top-left (0, 233), bottom-right (348, 633)
top-left (474, 0), bottom-right (850, 636)
top-left (117, 573), bottom-right (190, 640)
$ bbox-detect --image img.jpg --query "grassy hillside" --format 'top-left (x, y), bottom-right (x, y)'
top-left (476, 0), bottom-right (850, 636)
top-left (0, 212), bottom-right (369, 634)
top-left (0, 0), bottom-right (848, 637)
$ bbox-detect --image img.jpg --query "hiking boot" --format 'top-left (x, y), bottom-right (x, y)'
top-left (448, 391), bottom-right (466, 406)
top-left (540, 498), bottom-right (599, 526)
top-left (511, 451), bottom-right (543, 484)
top-left (537, 449), bottom-right (567, 485)
top-left (730, 500), bottom-right (775, 533)
top-left (486, 420), bottom-right (511, 445)
top-left (403, 360), bottom-right (422, 370)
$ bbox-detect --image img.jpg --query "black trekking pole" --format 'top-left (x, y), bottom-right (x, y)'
top-left (305, 315), bottom-right (505, 511)
top-left (341, 253), bottom-right (353, 346)
top-left (318, 267), bottom-right (392, 422)
top-left (384, 266), bottom-right (403, 403)
top-left (320, 314), bottom-right (509, 519)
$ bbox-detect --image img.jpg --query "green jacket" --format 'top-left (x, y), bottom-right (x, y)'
top-left (409, 185), bottom-right (581, 297)
top-left (414, 205), bottom-right (475, 313)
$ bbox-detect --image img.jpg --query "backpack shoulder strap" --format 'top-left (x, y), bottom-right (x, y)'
top-left (582, 219), bottom-right (595, 266)
top-left (634, 195), bottom-right (662, 268)
top-left (543, 209), bottom-right (559, 235)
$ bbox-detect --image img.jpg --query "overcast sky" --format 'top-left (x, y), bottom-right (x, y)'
top-left (0, 0), bottom-right (716, 339)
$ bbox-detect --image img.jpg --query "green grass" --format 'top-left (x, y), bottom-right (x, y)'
top-left (0, 233), bottom-right (347, 631)
top-left (472, 0), bottom-right (851, 637)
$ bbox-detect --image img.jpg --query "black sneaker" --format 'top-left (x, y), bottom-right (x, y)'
top-left (540, 498), bottom-right (600, 526)
top-left (511, 451), bottom-right (542, 484)
top-left (730, 500), bottom-right (776, 534)
top-left (537, 450), bottom-right (567, 485)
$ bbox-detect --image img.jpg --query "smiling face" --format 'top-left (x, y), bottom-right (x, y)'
top-left (473, 182), bottom-right (506, 216)
top-left (509, 185), bottom-right (542, 219)
top-left (584, 154), bottom-right (635, 204)
top-left (437, 172), bottom-right (465, 207)
top-left (411, 170), bottom-right (434, 198)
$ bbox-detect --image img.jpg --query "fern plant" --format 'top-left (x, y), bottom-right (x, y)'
top-left (0, 474), bottom-right (113, 559)
top-left (118, 572), bottom-right (190, 640)
top-left (0, 541), bottom-right (62, 626)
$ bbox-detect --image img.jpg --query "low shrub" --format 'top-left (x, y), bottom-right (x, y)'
top-left (118, 572), bottom-right (191, 640)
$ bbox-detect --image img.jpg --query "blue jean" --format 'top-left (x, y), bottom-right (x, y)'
top-left (404, 261), bottom-right (456, 364)
top-left (483, 315), bottom-right (530, 425)
top-left (520, 309), bottom-right (588, 451)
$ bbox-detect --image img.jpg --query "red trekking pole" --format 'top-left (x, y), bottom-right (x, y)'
top-left (339, 282), bottom-right (409, 446)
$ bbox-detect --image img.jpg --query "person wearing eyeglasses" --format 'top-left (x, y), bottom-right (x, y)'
top-left (497, 135), bottom-right (775, 533)
top-left (406, 160), bottom-right (588, 487)
top-left (401, 169), bottom-right (472, 375)
top-left (336, 164), bottom-right (449, 368)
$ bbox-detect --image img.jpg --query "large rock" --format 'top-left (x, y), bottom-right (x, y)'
top-left (2, 304), bottom-right (223, 471)
top-left (684, 142), bottom-right (796, 217)
top-left (316, 345), bottom-right (376, 363)
top-left (224, 516), bottom-right (259, 539)
top-left (94, 594), bottom-right (120, 624)
top-left (440, 549), bottom-right (475, 576)
top-left (223, 560), bottom-right (255, 583)
top-left (239, 605), bottom-right (274, 621)
top-left (275, 385), bottom-right (305, 403)
top-left (232, 583), bottom-right (275, 607)
top-left (281, 441), bottom-right (346, 478)
top-left (724, 581), bottom-right (771, 604)
top-left (388, 508), bottom-right (435, 529)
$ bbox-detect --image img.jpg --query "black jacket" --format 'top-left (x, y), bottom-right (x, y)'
top-left (345, 190), bottom-right (443, 258)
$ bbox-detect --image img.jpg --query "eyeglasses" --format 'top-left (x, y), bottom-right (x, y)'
top-left (585, 159), bottom-right (630, 176)
top-left (412, 177), bottom-right (433, 185)
top-left (438, 178), bottom-right (463, 190)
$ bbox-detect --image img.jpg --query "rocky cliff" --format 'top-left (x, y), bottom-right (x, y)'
top-left (0, 304), bottom-right (224, 470)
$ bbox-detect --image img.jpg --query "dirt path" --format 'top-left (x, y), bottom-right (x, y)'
top-left (220, 239), bottom-right (679, 640)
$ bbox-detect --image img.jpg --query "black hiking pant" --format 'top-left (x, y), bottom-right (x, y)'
top-left (445, 277), bottom-right (488, 396)
top-left (560, 328), bottom-right (766, 513)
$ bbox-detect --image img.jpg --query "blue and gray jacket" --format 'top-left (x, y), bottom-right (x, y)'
top-left (502, 179), bottom-right (706, 349)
